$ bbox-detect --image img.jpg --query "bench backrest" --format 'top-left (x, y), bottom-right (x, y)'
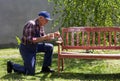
top-left (61, 27), bottom-right (120, 50)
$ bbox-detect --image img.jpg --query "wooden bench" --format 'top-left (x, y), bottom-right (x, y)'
top-left (56, 27), bottom-right (120, 73)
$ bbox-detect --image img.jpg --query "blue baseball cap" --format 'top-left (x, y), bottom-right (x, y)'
top-left (38, 11), bottom-right (52, 21)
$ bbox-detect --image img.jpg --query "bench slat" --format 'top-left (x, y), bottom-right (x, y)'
top-left (62, 46), bottom-right (120, 49)
top-left (60, 52), bottom-right (120, 59)
top-left (92, 32), bottom-right (95, 46)
top-left (114, 31), bottom-right (117, 46)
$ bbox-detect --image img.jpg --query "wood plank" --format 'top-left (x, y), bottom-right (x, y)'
top-left (103, 32), bottom-right (106, 46)
top-left (76, 32), bottom-right (79, 46)
top-left (109, 32), bottom-right (112, 46)
top-left (62, 46), bottom-right (120, 49)
top-left (71, 32), bottom-right (74, 46)
top-left (114, 31), bottom-right (117, 46)
top-left (60, 52), bottom-right (120, 59)
top-left (87, 32), bottom-right (90, 46)
top-left (66, 32), bottom-right (69, 45)
top-left (82, 31), bottom-right (84, 46)
top-left (92, 32), bottom-right (95, 46)
top-left (98, 32), bottom-right (101, 46)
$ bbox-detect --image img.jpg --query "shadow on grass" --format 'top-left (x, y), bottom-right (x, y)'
top-left (1, 70), bottom-right (120, 80)
top-left (1, 73), bottom-right (24, 80)
top-left (49, 72), bottom-right (120, 80)
top-left (34, 72), bottom-right (120, 80)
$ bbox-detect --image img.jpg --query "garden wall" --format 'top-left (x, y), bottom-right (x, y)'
top-left (0, 0), bottom-right (58, 48)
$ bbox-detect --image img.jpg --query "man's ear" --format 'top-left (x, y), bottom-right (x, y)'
top-left (39, 16), bottom-right (44, 20)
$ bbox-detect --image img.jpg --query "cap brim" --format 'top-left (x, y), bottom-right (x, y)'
top-left (46, 18), bottom-right (53, 21)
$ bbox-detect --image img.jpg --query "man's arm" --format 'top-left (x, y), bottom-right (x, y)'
top-left (32, 33), bottom-right (53, 43)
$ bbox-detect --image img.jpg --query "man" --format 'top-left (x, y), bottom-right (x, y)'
top-left (7, 11), bottom-right (60, 75)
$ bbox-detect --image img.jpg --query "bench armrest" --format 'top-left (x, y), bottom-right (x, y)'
top-left (56, 37), bottom-right (63, 44)
top-left (56, 40), bottom-right (63, 44)
top-left (56, 37), bottom-right (63, 55)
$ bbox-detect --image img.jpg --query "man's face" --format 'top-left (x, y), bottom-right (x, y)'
top-left (39, 16), bottom-right (48, 26)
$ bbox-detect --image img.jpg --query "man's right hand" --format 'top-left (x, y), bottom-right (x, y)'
top-left (45, 33), bottom-right (54, 40)
top-left (32, 33), bottom-right (54, 43)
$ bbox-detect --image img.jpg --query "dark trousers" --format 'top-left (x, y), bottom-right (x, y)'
top-left (12, 43), bottom-right (53, 75)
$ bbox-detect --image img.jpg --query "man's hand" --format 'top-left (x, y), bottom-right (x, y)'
top-left (32, 33), bottom-right (54, 43)
top-left (32, 32), bottom-right (60, 43)
top-left (54, 31), bottom-right (61, 38)
top-left (45, 33), bottom-right (54, 40)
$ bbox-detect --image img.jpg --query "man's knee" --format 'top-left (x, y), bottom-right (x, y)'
top-left (46, 43), bottom-right (53, 49)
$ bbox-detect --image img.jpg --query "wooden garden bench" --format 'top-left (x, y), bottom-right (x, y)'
top-left (56, 27), bottom-right (120, 73)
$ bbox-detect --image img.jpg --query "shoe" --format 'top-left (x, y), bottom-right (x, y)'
top-left (7, 61), bottom-right (13, 73)
top-left (41, 66), bottom-right (55, 73)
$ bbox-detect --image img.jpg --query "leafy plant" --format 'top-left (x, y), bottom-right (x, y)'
top-left (15, 36), bottom-right (21, 45)
top-left (48, 0), bottom-right (120, 28)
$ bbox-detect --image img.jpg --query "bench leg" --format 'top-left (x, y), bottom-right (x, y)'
top-left (58, 57), bottom-right (60, 74)
top-left (61, 58), bottom-right (64, 71)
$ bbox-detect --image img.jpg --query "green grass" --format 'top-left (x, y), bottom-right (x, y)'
top-left (0, 47), bottom-right (120, 81)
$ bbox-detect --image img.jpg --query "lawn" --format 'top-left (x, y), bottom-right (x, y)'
top-left (0, 46), bottom-right (120, 81)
